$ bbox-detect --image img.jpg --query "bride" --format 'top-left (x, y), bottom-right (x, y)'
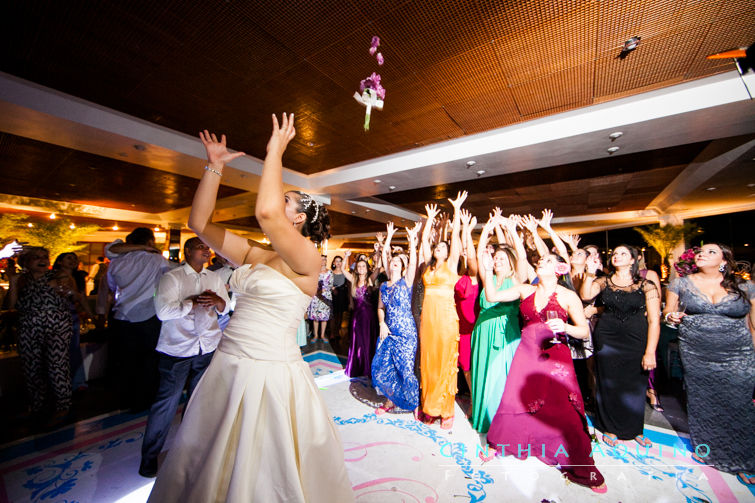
top-left (147, 114), bottom-right (354, 502)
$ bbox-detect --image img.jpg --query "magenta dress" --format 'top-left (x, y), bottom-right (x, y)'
top-left (486, 291), bottom-right (604, 487)
top-left (454, 275), bottom-right (479, 372)
top-left (345, 285), bottom-right (378, 378)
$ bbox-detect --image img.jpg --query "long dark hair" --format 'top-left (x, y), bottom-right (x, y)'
top-left (607, 244), bottom-right (641, 283)
top-left (330, 255), bottom-right (343, 271)
top-left (52, 252), bottom-right (77, 271)
top-left (428, 240), bottom-right (449, 270)
top-left (553, 254), bottom-right (577, 292)
top-left (710, 243), bottom-right (747, 300)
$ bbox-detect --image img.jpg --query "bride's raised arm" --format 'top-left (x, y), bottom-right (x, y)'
top-left (188, 131), bottom-right (249, 267)
top-left (255, 113), bottom-right (321, 278)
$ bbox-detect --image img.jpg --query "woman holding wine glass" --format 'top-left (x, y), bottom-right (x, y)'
top-left (484, 240), bottom-right (606, 492)
top-left (666, 243), bottom-right (754, 485)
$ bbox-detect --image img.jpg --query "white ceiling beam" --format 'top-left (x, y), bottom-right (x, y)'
top-left (647, 136), bottom-right (755, 214)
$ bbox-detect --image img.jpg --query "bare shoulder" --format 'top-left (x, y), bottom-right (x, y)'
top-left (556, 285), bottom-right (581, 304)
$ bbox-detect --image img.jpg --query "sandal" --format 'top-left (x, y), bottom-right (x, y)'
top-left (736, 472), bottom-right (755, 486)
top-left (602, 433), bottom-right (619, 447)
top-left (590, 483), bottom-right (608, 494)
top-left (440, 416), bottom-right (454, 430)
top-left (690, 453), bottom-right (708, 465)
top-left (375, 403), bottom-right (395, 416)
top-left (634, 434), bottom-right (653, 448)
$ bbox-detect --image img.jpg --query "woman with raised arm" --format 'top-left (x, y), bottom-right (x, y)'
top-left (484, 250), bottom-right (606, 493)
top-left (148, 116), bottom-right (354, 503)
top-left (469, 215), bottom-right (522, 433)
top-left (454, 209), bottom-right (479, 400)
top-left (665, 243), bottom-right (754, 485)
top-left (418, 192), bottom-right (466, 429)
top-left (371, 221), bottom-right (421, 416)
top-left (580, 244), bottom-right (660, 450)
top-left (341, 248), bottom-right (378, 378)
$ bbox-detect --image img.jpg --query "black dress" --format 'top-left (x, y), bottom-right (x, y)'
top-left (592, 276), bottom-right (658, 439)
top-left (670, 277), bottom-right (755, 474)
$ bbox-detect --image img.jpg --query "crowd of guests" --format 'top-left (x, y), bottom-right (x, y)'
top-left (1, 193), bottom-right (753, 489)
top-left (301, 199), bottom-right (754, 490)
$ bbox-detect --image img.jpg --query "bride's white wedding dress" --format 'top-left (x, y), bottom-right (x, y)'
top-left (148, 263), bottom-right (354, 502)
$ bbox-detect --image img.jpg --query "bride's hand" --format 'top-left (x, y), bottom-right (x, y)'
top-left (266, 113), bottom-right (296, 156)
top-left (199, 130), bottom-right (246, 166)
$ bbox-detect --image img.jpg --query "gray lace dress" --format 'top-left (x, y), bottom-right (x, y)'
top-left (669, 277), bottom-right (755, 473)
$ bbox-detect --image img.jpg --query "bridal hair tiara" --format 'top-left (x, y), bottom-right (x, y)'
top-left (298, 192), bottom-right (320, 223)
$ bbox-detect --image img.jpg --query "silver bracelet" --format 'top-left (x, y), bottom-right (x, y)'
top-left (204, 165), bottom-right (223, 176)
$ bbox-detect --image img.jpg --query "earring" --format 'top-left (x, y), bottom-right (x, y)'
top-left (719, 264), bottom-right (726, 272)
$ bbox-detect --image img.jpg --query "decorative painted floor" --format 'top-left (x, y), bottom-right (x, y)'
top-left (1, 350), bottom-right (753, 503)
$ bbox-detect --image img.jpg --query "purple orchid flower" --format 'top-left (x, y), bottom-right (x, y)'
top-left (376, 52), bottom-right (384, 65)
top-left (360, 72), bottom-right (386, 100)
top-left (369, 36), bottom-right (380, 55)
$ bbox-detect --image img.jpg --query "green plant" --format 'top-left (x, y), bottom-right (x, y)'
top-left (634, 223), bottom-right (700, 279)
top-left (0, 214), bottom-right (100, 262)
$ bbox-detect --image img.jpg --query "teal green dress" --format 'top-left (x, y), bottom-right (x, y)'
top-left (470, 277), bottom-right (521, 433)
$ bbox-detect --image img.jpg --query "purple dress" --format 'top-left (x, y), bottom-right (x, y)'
top-left (486, 292), bottom-right (604, 487)
top-left (345, 285), bottom-right (378, 377)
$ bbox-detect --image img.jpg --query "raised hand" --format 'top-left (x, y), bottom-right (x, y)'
top-left (586, 256), bottom-right (601, 274)
top-left (539, 208), bottom-right (554, 229)
top-left (376, 232), bottom-right (385, 245)
top-left (425, 203), bottom-right (440, 220)
top-left (406, 222), bottom-right (421, 241)
top-left (448, 190), bottom-right (468, 209)
top-left (521, 214), bottom-right (539, 232)
top-left (489, 207), bottom-right (503, 220)
top-left (469, 216), bottom-right (478, 229)
top-left (0, 240), bottom-right (23, 259)
top-left (199, 130), bottom-right (246, 166)
top-left (344, 250), bottom-right (352, 259)
top-left (460, 209), bottom-right (472, 228)
top-left (386, 222), bottom-right (396, 239)
top-left (266, 113), bottom-right (296, 156)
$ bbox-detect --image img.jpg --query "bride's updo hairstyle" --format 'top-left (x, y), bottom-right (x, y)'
top-left (292, 191), bottom-right (331, 244)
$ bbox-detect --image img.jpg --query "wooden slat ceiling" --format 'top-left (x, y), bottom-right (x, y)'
top-left (2, 0), bottom-right (753, 174)
top-left (0, 132), bottom-right (244, 213)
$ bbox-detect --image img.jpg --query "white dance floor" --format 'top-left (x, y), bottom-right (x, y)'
top-left (1, 350), bottom-right (752, 502)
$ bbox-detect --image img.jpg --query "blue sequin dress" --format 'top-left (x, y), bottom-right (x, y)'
top-left (371, 278), bottom-right (420, 410)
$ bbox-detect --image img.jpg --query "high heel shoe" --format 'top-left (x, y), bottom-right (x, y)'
top-left (646, 389), bottom-right (664, 412)
top-left (440, 416), bottom-right (454, 430)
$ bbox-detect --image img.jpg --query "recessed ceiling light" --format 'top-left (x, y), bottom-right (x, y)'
top-left (112, 224), bottom-right (119, 231)
top-left (69, 223), bottom-right (76, 229)
top-left (745, 243), bottom-right (750, 247)
top-left (373, 179), bottom-right (382, 183)
top-left (365, 209), bottom-right (371, 212)
top-left (118, 152), bottom-right (128, 157)
top-left (608, 131), bottom-right (623, 140)
top-left (747, 183), bottom-right (755, 188)
top-left (476, 170), bottom-right (486, 177)
top-left (49, 213), bottom-right (56, 219)
top-left (307, 142), bottom-right (315, 147)
top-left (133, 144), bottom-right (146, 151)
top-left (27, 222), bottom-right (33, 228)
top-left (607, 146), bottom-right (620, 154)
top-left (388, 185), bottom-right (396, 191)
top-left (351, 211), bottom-right (356, 214)
top-left (706, 187), bottom-right (717, 191)
top-left (466, 161), bottom-right (476, 168)
top-left (154, 227), bottom-right (161, 232)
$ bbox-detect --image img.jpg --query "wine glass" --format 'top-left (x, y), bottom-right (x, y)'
top-left (546, 310), bottom-right (562, 344)
top-left (666, 299), bottom-right (686, 328)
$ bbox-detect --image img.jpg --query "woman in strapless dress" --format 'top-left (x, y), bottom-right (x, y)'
top-left (147, 115), bottom-right (354, 502)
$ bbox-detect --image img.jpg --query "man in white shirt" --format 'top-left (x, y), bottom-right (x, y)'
top-left (106, 228), bottom-right (177, 411)
top-left (139, 237), bottom-right (230, 478)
